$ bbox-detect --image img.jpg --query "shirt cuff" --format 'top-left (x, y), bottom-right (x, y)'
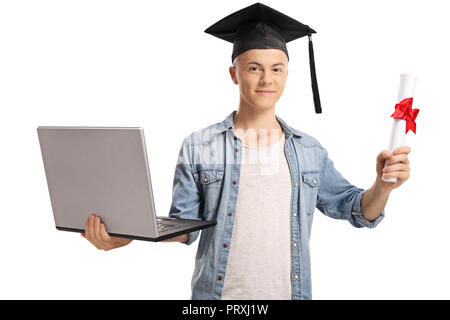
top-left (350, 189), bottom-right (385, 228)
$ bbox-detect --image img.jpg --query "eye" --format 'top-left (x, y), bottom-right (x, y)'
top-left (273, 67), bottom-right (282, 72)
top-left (249, 66), bottom-right (260, 72)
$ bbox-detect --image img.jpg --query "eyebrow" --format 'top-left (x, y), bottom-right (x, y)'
top-left (247, 61), bottom-right (285, 67)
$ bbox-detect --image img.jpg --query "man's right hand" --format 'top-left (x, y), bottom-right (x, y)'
top-left (81, 214), bottom-right (132, 251)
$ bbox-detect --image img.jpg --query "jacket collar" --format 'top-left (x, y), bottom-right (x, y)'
top-left (217, 110), bottom-right (303, 140)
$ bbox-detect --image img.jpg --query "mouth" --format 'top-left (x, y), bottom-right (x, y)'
top-left (255, 90), bottom-right (275, 95)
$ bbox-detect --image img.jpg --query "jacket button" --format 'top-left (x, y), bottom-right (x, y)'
top-left (218, 276), bottom-right (223, 281)
top-left (235, 148), bottom-right (239, 152)
top-left (223, 244), bottom-right (227, 248)
top-left (228, 212), bottom-right (232, 216)
top-left (232, 181), bottom-right (236, 185)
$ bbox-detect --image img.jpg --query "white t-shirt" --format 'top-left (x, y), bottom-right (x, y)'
top-left (221, 133), bottom-right (292, 300)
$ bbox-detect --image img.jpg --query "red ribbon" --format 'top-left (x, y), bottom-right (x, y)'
top-left (390, 97), bottom-right (420, 134)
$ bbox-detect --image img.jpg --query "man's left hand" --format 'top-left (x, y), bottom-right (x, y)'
top-left (376, 146), bottom-right (411, 193)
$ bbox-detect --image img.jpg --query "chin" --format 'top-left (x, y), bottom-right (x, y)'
top-left (251, 98), bottom-right (278, 109)
top-left (251, 102), bottom-right (276, 110)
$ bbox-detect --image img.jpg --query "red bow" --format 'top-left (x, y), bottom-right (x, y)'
top-left (390, 97), bottom-right (420, 134)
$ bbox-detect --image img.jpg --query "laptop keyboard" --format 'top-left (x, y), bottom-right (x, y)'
top-left (157, 220), bottom-right (181, 232)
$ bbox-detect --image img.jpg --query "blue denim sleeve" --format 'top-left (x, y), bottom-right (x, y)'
top-left (349, 188), bottom-right (385, 228)
top-left (316, 149), bottom-right (385, 228)
top-left (168, 137), bottom-right (202, 245)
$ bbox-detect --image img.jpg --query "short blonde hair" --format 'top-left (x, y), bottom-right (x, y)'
top-left (232, 56), bottom-right (238, 69)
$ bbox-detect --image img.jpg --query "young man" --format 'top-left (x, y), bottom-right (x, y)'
top-left (81, 3), bottom-right (411, 299)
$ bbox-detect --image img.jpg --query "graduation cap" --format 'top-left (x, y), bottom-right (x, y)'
top-left (204, 2), bottom-right (322, 114)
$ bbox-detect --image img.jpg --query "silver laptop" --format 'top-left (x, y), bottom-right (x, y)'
top-left (37, 126), bottom-right (216, 242)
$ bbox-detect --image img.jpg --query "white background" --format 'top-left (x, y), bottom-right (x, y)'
top-left (0, 0), bottom-right (449, 299)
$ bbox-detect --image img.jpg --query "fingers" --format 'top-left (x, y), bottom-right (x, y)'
top-left (378, 146), bottom-right (411, 186)
top-left (88, 214), bottom-right (99, 247)
top-left (93, 216), bottom-right (111, 249)
top-left (94, 216), bottom-right (105, 245)
top-left (99, 223), bottom-right (112, 242)
top-left (81, 214), bottom-right (122, 251)
top-left (381, 169), bottom-right (410, 180)
top-left (87, 214), bottom-right (94, 239)
top-left (385, 153), bottom-right (409, 166)
top-left (83, 215), bottom-right (97, 249)
top-left (383, 163), bottom-right (410, 174)
top-left (83, 214), bottom-right (106, 250)
top-left (379, 146), bottom-right (410, 163)
top-left (393, 146), bottom-right (411, 156)
top-left (94, 214), bottom-right (101, 237)
top-left (377, 150), bottom-right (392, 162)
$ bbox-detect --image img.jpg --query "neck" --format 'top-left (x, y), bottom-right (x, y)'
top-left (233, 100), bottom-right (283, 147)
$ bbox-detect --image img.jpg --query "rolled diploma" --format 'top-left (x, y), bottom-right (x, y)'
top-left (382, 73), bottom-right (417, 183)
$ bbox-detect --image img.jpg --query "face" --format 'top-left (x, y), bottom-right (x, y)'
top-left (229, 49), bottom-right (288, 110)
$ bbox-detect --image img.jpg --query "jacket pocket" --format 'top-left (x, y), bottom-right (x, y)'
top-left (194, 169), bottom-right (224, 218)
top-left (300, 170), bottom-right (321, 215)
top-left (197, 169), bottom-right (224, 185)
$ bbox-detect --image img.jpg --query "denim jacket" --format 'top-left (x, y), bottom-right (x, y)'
top-left (168, 110), bottom-right (385, 300)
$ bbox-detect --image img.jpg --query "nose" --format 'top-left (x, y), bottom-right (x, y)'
top-left (259, 70), bottom-right (273, 86)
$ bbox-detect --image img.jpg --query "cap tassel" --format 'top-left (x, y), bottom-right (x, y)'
top-left (308, 34), bottom-right (322, 114)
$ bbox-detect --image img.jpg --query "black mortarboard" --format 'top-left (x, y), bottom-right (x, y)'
top-left (204, 2), bottom-right (322, 114)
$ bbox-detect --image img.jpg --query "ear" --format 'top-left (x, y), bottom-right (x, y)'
top-left (229, 66), bottom-right (238, 85)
